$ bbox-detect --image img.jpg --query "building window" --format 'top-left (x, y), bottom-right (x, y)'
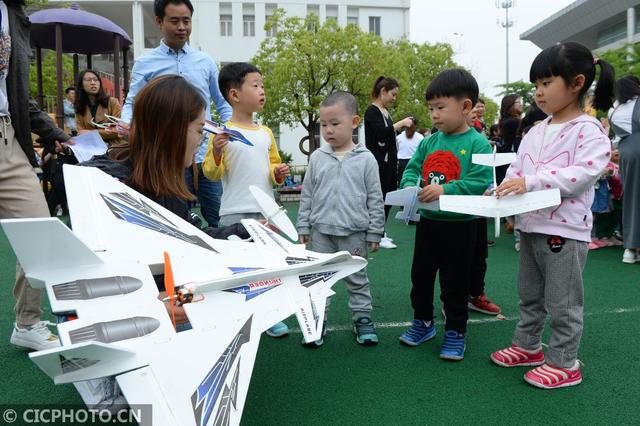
top-left (243, 3), bottom-right (255, 37)
top-left (307, 4), bottom-right (319, 31)
top-left (220, 3), bottom-right (232, 37)
top-left (347, 7), bottom-right (358, 26)
top-left (266, 3), bottom-right (278, 37)
top-left (369, 16), bottom-right (381, 36)
top-left (326, 5), bottom-right (338, 24)
top-left (243, 15), bottom-right (255, 36)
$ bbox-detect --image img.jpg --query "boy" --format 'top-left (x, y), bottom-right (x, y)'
top-left (398, 69), bottom-right (492, 360)
top-left (203, 62), bottom-right (290, 337)
top-left (297, 92), bottom-right (385, 346)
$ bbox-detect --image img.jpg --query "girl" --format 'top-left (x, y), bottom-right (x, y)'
top-left (364, 76), bottom-right (413, 249)
top-left (74, 70), bottom-right (122, 144)
top-left (490, 42), bottom-right (614, 389)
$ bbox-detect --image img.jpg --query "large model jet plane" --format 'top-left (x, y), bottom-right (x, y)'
top-left (0, 165), bottom-right (366, 426)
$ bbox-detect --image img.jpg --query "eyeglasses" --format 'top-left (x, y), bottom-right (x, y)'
top-left (83, 78), bottom-right (100, 83)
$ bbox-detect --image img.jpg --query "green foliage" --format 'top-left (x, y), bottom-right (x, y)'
top-left (496, 80), bottom-right (535, 110)
top-left (278, 149), bottom-right (293, 166)
top-left (29, 51), bottom-right (75, 98)
top-left (481, 95), bottom-right (499, 127)
top-left (599, 44), bottom-right (640, 78)
top-left (253, 10), bottom-right (457, 157)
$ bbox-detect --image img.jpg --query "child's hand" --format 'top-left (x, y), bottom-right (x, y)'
top-left (611, 149), bottom-right (619, 163)
top-left (418, 184), bottom-right (444, 202)
top-left (369, 241), bottom-right (379, 252)
top-left (212, 133), bottom-right (230, 157)
top-left (275, 163), bottom-right (290, 181)
top-left (299, 234), bottom-right (309, 244)
top-left (496, 177), bottom-right (527, 197)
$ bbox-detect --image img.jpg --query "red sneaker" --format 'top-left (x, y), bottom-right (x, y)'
top-left (491, 345), bottom-right (545, 367)
top-left (468, 293), bottom-right (501, 315)
top-left (523, 363), bottom-right (582, 389)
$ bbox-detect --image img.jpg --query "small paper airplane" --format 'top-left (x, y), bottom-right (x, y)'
top-left (439, 146), bottom-right (560, 237)
top-left (384, 177), bottom-right (439, 224)
top-left (204, 120), bottom-right (254, 146)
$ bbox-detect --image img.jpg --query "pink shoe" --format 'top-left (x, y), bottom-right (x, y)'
top-left (491, 345), bottom-right (545, 367)
top-left (523, 363), bottom-right (582, 389)
top-left (601, 237), bottom-right (622, 247)
top-left (592, 239), bottom-right (608, 248)
top-left (588, 241), bottom-right (600, 250)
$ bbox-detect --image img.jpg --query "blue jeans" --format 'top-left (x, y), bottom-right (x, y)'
top-left (184, 163), bottom-right (222, 227)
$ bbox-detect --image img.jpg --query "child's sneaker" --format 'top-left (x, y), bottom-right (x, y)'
top-left (622, 249), bottom-right (639, 264)
top-left (10, 321), bottom-right (60, 351)
top-left (468, 293), bottom-right (501, 315)
top-left (523, 362), bottom-right (582, 389)
top-left (301, 321), bottom-right (327, 348)
top-left (439, 330), bottom-right (465, 361)
top-left (490, 345), bottom-right (545, 367)
top-left (353, 317), bottom-right (378, 345)
top-left (399, 319), bottom-right (436, 346)
top-left (265, 321), bottom-right (289, 337)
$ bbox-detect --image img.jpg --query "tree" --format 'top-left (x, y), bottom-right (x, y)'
top-left (480, 95), bottom-right (499, 127)
top-left (253, 10), bottom-right (458, 157)
top-left (496, 80), bottom-right (535, 110)
top-left (599, 44), bottom-right (640, 78)
top-left (29, 50), bottom-right (75, 100)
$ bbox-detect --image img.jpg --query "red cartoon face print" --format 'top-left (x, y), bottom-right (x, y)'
top-left (422, 150), bottom-right (461, 185)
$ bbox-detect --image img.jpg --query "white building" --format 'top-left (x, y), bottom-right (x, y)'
top-left (47, 0), bottom-right (411, 165)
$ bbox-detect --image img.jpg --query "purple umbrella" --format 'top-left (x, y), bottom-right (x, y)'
top-left (29, 8), bottom-right (131, 54)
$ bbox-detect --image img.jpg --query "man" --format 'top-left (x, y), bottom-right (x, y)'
top-left (63, 87), bottom-right (77, 135)
top-left (121, 0), bottom-right (232, 227)
top-left (1, 0), bottom-right (70, 351)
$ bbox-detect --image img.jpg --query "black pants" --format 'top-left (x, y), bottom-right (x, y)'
top-left (470, 218), bottom-right (488, 297)
top-left (410, 217), bottom-right (478, 333)
top-left (397, 158), bottom-right (410, 187)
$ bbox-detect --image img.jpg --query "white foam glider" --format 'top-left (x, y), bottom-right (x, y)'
top-left (439, 146), bottom-right (560, 237)
top-left (384, 177), bottom-right (439, 224)
top-left (0, 164), bottom-right (366, 426)
top-left (249, 185), bottom-right (298, 241)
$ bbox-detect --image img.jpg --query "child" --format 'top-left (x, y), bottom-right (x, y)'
top-left (490, 42), bottom-right (614, 389)
top-left (297, 91), bottom-right (385, 346)
top-left (590, 161), bottom-right (623, 249)
top-left (203, 62), bottom-right (290, 337)
top-left (398, 69), bottom-right (492, 360)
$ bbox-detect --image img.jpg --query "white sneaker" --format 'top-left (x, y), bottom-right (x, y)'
top-left (515, 242), bottom-right (520, 252)
top-left (622, 249), bottom-right (639, 264)
top-left (379, 237), bottom-right (397, 249)
top-left (10, 321), bottom-right (60, 351)
top-left (384, 233), bottom-right (394, 242)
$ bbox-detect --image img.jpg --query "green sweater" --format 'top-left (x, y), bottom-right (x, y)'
top-left (400, 128), bottom-right (492, 221)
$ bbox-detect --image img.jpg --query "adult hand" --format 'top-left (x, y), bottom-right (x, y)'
top-left (401, 117), bottom-right (414, 128)
top-left (369, 242), bottom-right (379, 252)
top-left (496, 177), bottom-right (527, 197)
top-left (275, 163), bottom-right (290, 181)
top-left (299, 234), bottom-right (309, 244)
top-left (418, 184), bottom-right (444, 202)
top-left (158, 292), bottom-right (189, 325)
top-left (116, 121), bottom-right (130, 139)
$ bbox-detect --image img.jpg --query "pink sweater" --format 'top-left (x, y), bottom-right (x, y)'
top-left (505, 114), bottom-right (611, 242)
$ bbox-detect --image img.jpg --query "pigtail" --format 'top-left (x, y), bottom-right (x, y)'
top-left (592, 58), bottom-right (615, 111)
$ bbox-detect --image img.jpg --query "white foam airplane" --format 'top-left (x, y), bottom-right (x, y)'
top-left (439, 146), bottom-right (561, 237)
top-left (384, 176), bottom-right (439, 224)
top-left (0, 165), bottom-right (366, 426)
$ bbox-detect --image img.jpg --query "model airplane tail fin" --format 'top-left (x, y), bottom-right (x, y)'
top-left (29, 341), bottom-right (144, 384)
top-left (0, 218), bottom-right (103, 287)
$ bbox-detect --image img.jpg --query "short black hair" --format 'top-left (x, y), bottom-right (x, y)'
top-left (218, 62), bottom-right (261, 103)
top-left (614, 75), bottom-right (640, 104)
top-left (65, 87), bottom-right (75, 94)
top-left (320, 91), bottom-right (359, 116)
top-left (425, 68), bottom-right (479, 105)
top-left (154, 0), bottom-right (194, 19)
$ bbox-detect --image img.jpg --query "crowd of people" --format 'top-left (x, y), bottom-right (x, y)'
top-left (1, 0), bottom-right (639, 402)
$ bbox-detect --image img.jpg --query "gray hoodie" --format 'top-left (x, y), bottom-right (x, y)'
top-left (297, 143), bottom-right (385, 242)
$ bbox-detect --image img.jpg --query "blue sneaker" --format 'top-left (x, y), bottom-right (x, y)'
top-left (353, 317), bottom-right (378, 345)
top-left (399, 319), bottom-right (436, 346)
top-left (439, 330), bottom-right (465, 361)
top-left (265, 321), bottom-right (289, 338)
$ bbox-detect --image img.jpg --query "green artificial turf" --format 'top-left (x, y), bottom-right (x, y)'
top-left (1, 205), bottom-right (639, 425)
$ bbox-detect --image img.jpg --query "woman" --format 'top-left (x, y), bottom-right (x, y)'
top-left (82, 75), bottom-right (248, 322)
top-left (609, 75), bottom-right (640, 264)
top-left (75, 70), bottom-right (122, 143)
top-left (497, 94), bottom-right (522, 184)
top-left (364, 76), bottom-right (413, 249)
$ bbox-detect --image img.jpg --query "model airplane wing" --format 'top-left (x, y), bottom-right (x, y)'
top-left (1, 164), bottom-right (368, 426)
top-left (249, 185), bottom-right (298, 241)
top-left (384, 186), bottom-right (439, 224)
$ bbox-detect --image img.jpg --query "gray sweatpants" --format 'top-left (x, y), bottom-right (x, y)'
top-left (310, 229), bottom-right (372, 320)
top-left (513, 232), bottom-right (588, 368)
